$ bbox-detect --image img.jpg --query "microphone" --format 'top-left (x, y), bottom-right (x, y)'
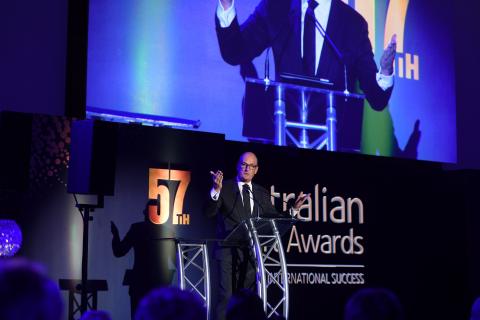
top-left (244, 185), bottom-right (281, 219)
top-left (305, 9), bottom-right (350, 95)
top-left (244, 185), bottom-right (303, 220)
top-left (264, 47), bottom-right (271, 81)
top-left (263, 6), bottom-right (346, 95)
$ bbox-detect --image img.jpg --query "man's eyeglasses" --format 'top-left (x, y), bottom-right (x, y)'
top-left (240, 162), bottom-right (258, 170)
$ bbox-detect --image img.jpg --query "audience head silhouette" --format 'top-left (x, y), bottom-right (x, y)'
top-left (226, 289), bottom-right (267, 320)
top-left (344, 287), bottom-right (404, 320)
top-left (135, 286), bottom-right (205, 320)
top-left (470, 296), bottom-right (480, 320)
top-left (0, 258), bottom-right (63, 320)
top-left (80, 310), bottom-right (112, 320)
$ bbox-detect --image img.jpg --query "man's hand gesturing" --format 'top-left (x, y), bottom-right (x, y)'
top-left (210, 170), bottom-right (224, 193)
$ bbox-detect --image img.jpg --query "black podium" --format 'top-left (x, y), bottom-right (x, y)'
top-left (224, 217), bottom-right (296, 319)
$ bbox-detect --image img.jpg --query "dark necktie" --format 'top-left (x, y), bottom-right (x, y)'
top-left (303, 0), bottom-right (318, 76)
top-left (242, 184), bottom-right (252, 216)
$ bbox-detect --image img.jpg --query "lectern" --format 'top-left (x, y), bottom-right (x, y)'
top-left (224, 217), bottom-right (296, 319)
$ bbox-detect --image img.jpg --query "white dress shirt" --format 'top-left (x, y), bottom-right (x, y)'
top-left (210, 180), bottom-right (254, 214)
top-left (217, 0), bottom-right (393, 90)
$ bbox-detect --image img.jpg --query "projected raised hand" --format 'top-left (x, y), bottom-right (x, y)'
top-left (380, 34), bottom-right (397, 76)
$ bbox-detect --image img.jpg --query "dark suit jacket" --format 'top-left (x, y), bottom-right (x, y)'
top-left (205, 179), bottom-right (282, 243)
top-left (216, 0), bottom-right (393, 147)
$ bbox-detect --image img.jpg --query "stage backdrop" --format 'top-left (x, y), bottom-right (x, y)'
top-left (7, 116), bottom-right (470, 320)
top-left (86, 0), bottom-right (456, 163)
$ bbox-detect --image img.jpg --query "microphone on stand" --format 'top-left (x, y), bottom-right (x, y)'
top-left (305, 9), bottom-right (350, 95)
top-left (264, 47), bottom-right (271, 82)
top-left (244, 185), bottom-right (277, 219)
top-left (264, 6), bottom-right (342, 94)
top-left (245, 186), bottom-right (309, 221)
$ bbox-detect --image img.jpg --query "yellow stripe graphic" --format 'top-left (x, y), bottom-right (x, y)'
top-left (384, 0), bottom-right (409, 52)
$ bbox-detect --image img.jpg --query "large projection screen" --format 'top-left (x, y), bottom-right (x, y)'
top-left (86, 0), bottom-right (456, 163)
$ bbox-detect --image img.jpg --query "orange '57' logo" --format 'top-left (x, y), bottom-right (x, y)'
top-left (148, 168), bottom-right (191, 225)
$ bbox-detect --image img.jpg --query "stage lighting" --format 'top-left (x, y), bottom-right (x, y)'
top-left (0, 219), bottom-right (23, 257)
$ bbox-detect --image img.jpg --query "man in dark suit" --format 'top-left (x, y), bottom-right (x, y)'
top-left (205, 152), bottom-right (308, 319)
top-left (215, 0), bottom-right (397, 149)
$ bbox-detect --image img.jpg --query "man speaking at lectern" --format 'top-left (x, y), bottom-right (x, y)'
top-left (215, 0), bottom-right (397, 149)
top-left (205, 152), bottom-right (309, 319)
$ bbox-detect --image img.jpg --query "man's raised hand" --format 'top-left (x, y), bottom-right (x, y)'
top-left (293, 191), bottom-right (310, 210)
top-left (210, 170), bottom-right (224, 193)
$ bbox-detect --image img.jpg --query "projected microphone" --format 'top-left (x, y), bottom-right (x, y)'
top-left (263, 7), bottom-right (337, 90)
top-left (264, 47), bottom-right (271, 81)
top-left (263, 6), bottom-right (302, 81)
top-left (305, 9), bottom-right (350, 95)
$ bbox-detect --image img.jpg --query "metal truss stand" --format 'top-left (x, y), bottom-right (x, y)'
top-left (177, 241), bottom-right (211, 320)
top-left (275, 86), bottom-right (337, 151)
top-left (58, 279), bottom-right (108, 320)
top-left (245, 77), bottom-right (365, 151)
top-left (246, 218), bottom-right (294, 319)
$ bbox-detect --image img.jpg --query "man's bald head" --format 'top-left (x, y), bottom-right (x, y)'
top-left (236, 152), bottom-right (259, 183)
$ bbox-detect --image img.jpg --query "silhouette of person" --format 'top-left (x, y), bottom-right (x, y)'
top-left (0, 258), bottom-right (63, 320)
top-left (226, 289), bottom-right (267, 320)
top-left (111, 200), bottom-right (176, 319)
top-left (470, 296), bottom-right (480, 320)
top-left (135, 286), bottom-right (206, 320)
top-left (344, 287), bottom-right (404, 320)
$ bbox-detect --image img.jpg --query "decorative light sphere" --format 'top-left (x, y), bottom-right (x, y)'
top-left (0, 219), bottom-right (23, 257)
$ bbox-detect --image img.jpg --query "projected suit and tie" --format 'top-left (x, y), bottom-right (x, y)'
top-left (215, 0), bottom-right (396, 150)
top-left (86, 0), bottom-right (457, 161)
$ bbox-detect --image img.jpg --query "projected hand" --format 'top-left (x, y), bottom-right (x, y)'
top-left (210, 170), bottom-right (224, 193)
top-left (220, 0), bottom-right (233, 10)
top-left (293, 192), bottom-right (310, 210)
top-left (380, 34), bottom-right (397, 76)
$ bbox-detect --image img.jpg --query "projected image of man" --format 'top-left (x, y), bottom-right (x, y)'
top-left (215, 0), bottom-right (396, 149)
